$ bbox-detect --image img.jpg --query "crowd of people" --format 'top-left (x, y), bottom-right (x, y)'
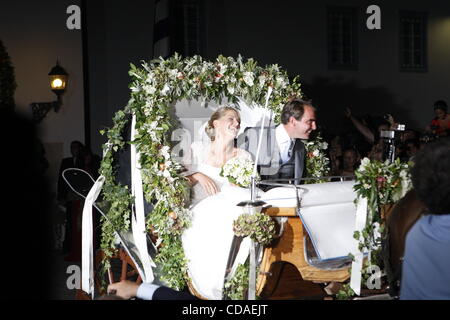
top-left (323, 100), bottom-right (450, 177)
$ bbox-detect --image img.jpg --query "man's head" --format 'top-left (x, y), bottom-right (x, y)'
top-left (405, 139), bottom-right (420, 158)
top-left (70, 140), bottom-right (84, 158)
top-left (433, 100), bottom-right (448, 120)
top-left (342, 148), bottom-right (358, 170)
top-left (411, 138), bottom-right (450, 215)
top-left (281, 99), bottom-right (317, 139)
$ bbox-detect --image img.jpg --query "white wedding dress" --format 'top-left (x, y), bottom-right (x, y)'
top-left (181, 141), bottom-right (260, 300)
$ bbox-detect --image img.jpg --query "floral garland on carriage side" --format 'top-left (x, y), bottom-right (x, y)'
top-left (337, 157), bottom-right (413, 299)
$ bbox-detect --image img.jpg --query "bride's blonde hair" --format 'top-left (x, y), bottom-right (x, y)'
top-left (205, 106), bottom-right (241, 141)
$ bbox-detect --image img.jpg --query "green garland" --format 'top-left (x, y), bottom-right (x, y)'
top-left (99, 54), bottom-right (304, 291)
top-left (0, 39), bottom-right (17, 110)
top-left (304, 134), bottom-right (330, 184)
top-left (223, 262), bottom-right (251, 300)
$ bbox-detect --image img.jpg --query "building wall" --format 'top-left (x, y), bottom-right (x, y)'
top-left (85, 0), bottom-right (155, 155)
top-left (0, 0), bottom-right (84, 193)
top-left (3, 0), bottom-right (447, 167)
top-left (206, 0), bottom-right (450, 133)
top-left (85, 0), bottom-right (450, 155)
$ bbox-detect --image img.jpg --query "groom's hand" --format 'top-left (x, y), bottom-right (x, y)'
top-left (192, 172), bottom-right (219, 196)
top-left (107, 280), bottom-right (139, 300)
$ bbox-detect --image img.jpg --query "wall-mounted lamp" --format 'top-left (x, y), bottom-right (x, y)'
top-left (31, 61), bottom-right (69, 123)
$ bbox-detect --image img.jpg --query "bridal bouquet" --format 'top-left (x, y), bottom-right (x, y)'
top-left (220, 157), bottom-right (257, 188)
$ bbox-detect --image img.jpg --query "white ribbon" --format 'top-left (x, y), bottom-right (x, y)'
top-left (248, 241), bottom-right (257, 300)
top-left (350, 196), bottom-right (368, 296)
top-left (227, 237), bottom-right (251, 280)
top-left (252, 86), bottom-right (273, 178)
top-left (131, 114), bottom-right (155, 283)
top-left (81, 175), bottom-right (105, 297)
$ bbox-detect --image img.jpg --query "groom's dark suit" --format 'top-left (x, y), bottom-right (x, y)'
top-left (237, 126), bottom-right (306, 186)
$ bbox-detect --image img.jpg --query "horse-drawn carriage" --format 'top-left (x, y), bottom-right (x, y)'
top-left (67, 55), bottom-right (422, 300)
top-left (65, 167), bottom-right (422, 300)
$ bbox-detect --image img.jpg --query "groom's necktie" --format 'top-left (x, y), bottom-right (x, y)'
top-left (287, 139), bottom-right (295, 159)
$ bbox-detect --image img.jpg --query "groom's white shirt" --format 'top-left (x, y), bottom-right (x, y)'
top-left (275, 124), bottom-right (293, 164)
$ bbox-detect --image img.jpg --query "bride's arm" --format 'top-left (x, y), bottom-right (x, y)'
top-left (181, 141), bottom-right (219, 195)
top-left (186, 172), bottom-right (219, 196)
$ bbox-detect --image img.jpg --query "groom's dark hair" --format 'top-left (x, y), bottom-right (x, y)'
top-left (280, 99), bottom-right (315, 125)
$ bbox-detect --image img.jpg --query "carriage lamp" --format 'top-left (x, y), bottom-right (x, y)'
top-left (31, 61), bottom-right (69, 123)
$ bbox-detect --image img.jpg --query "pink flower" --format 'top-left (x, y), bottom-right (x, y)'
top-left (376, 176), bottom-right (386, 188)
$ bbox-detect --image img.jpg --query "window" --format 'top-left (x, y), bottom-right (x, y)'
top-left (399, 11), bottom-right (427, 72)
top-left (327, 6), bottom-right (358, 70)
top-left (172, 0), bottom-right (205, 57)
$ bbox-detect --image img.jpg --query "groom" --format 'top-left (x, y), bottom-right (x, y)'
top-left (239, 99), bottom-right (317, 188)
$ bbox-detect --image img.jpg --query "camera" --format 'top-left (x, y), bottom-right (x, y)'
top-left (380, 123), bottom-right (405, 163)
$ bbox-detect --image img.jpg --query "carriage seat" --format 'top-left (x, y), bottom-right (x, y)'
top-left (260, 181), bottom-right (357, 270)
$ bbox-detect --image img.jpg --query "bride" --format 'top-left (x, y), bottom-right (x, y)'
top-left (181, 106), bottom-right (258, 300)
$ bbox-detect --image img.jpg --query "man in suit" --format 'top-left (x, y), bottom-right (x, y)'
top-left (239, 99), bottom-right (317, 188)
top-left (57, 140), bottom-right (84, 256)
top-left (57, 140), bottom-right (84, 200)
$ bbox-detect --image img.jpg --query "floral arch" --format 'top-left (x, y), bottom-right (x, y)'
top-left (98, 54), bottom-right (331, 291)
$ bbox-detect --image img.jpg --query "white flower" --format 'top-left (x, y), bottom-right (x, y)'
top-left (258, 75), bottom-right (267, 88)
top-left (359, 157), bottom-right (370, 172)
top-left (168, 69), bottom-right (178, 79)
top-left (243, 72), bottom-right (255, 86)
top-left (218, 63), bottom-right (227, 74)
top-left (399, 169), bottom-right (408, 179)
top-left (312, 149), bottom-right (320, 157)
top-left (143, 107), bottom-right (152, 117)
top-left (160, 146), bottom-right (171, 160)
top-left (131, 86), bottom-right (141, 93)
top-left (161, 84), bottom-right (171, 96)
top-left (162, 169), bottom-right (171, 178)
top-left (227, 85), bottom-right (235, 95)
top-left (149, 121), bottom-right (159, 131)
top-left (143, 85), bottom-right (157, 95)
top-left (276, 76), bottom-right (286, 88)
